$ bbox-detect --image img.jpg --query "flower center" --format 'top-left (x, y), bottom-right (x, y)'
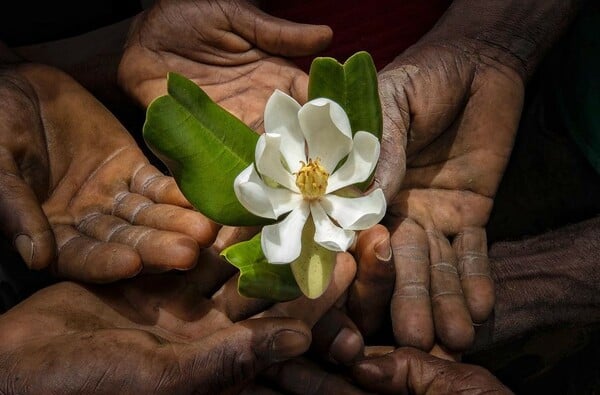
top-left (295, 158), bottom-right (329, 200)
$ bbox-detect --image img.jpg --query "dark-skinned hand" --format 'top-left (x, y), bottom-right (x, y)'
top-left (0, 225), bottom-right (359, 394)
top-left (0, 62), bottom-right (219, 282)
top-left (348, 39), bottom-right (524, 352)
top-left (118, 0), bottom-right (332, 130)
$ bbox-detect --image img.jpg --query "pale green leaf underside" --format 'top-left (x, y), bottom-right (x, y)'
top-left (221, 233), bottom-right (302, 301)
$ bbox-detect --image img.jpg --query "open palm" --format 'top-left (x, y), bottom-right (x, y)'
top-left (0, 237), bottom-right (358, 394)
top-left (0, 63), bottom-right (218, 282)
top-left (371, 41), bottom-right (524, 351)
top-left (118, 0), bottom-right (331, 130)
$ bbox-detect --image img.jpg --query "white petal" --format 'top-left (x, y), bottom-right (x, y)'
top-left (255, 134), bottom-right (298, 192)
top-left (326, 131), bottom-right (380, 193)
top-left (262, 201), bottom-right (310, 264)
top-left (264, 90), bottom-right (307, 172)
top-left (310, 202), bottom-right (355, 252)
top-left (234, 165), bottom-right (302, 219)
top-left (320, 188), bottom-right (386, 230)
top-left (298, 98), bottom-right (352, 173)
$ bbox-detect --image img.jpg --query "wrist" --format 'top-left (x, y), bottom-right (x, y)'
top-left (419, 0), bottom-right (583, 80)
top-left (472, 216), bottom-right (600, 351)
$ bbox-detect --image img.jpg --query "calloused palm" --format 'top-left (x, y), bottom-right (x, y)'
top-left (0, 234), bottom-right (358, 394)
top-left (0, 63), bottom-right (218, 281)
top-left (352, 41), bottom-right (524, 352)
top-left (118, 0), bottom-right (332, 130)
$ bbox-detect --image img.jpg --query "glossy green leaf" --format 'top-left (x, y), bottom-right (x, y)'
top-left (308, 51), bottom-right (382, 140)
top-left (290, 219), bottom-right (337, 299)
top-left (308, 51), bottom-right (382, 190)
top-left (222, 233), bottom-right (302, 301)
top-left (143, 72), bottom-right (268, 226)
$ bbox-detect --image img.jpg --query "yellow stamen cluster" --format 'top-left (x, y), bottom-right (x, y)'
top-left (295, 158), bottom-right (329, 200)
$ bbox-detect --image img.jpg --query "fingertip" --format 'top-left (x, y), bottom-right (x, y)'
top-left (245, 317), bottom-right (312, 361)
top-left (464, 279), bottom-right (495, 323)
top-left (15, 229), bottom-right (55, 270)
top-left (164, 235), bottom-right (200, 271)
top-left (436, 319), bottom-right (475, 352)
top-left (329, 326), bottom-right (364, 365)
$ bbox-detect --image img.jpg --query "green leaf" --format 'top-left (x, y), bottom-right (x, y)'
top-left (290, 219), bottom-right (337, 299)
top-left (308, 51), bottom-right (382, 190)
top-left (222, 233), bottom-right (302, 302)
top-left (308, 51), bottom-right (382, 140)
top-left (143, 72), bottom-right (268, 226)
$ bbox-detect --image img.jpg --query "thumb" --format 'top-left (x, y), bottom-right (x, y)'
top-left (180, 317), bottom-right (311, 393)
top-left (0, 151), bottom-right (55, 269)
top-left (232, 2), bottom-right (332, 56)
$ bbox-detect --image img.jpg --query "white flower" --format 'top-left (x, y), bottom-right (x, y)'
top-left (234, 90), bottom-right (386, 264)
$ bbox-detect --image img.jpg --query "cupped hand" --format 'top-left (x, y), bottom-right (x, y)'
top-left (0, 234), bottom-right (358, 394)
top-left (357, 41), bottom-right (524, 351)
top-left (118, 0), bottom-right (332, 130)
top-left (0, 63), bottom-right (219, 282)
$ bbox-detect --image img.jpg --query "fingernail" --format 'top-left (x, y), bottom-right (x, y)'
top-left (329, 327), bottom-right (364, 365)
top-left (374, 239), bottom-right (392, 261)
top-left (271, 330), bottom-right (310, 360)
top-left (14, 234), bottom-right (34, 267)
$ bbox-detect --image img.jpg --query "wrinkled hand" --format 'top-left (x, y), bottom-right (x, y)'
top-left (118, 0), bottom-right (332, 129)
top-left (352, 41), bottom-right (524, 351)
top-left (0, 63), bottom-right (218, 282)
top-left (0, 231), bottom-right (358, 394)
top-left (352, 347), bottom-right (513, 394)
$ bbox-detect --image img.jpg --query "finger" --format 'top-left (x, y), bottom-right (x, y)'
top-left (176, 317), bottom-right (311, 392)
top-left (263, 358), bottom-right (370, 395)
top-left (187, 246), bottom-right (238, 296)
top-left (0, 151), bottom-right (55, 269)
top-left (347, 224), bottom-right (394, 336)
top-left (353, 347), bottom-right (512, 395)
top-left (76, 213), bottom-right (199, 272)
top-left (290, 72), bottom-right (310, 105)
top-left (130, 163), bottom-right (190, 207)
top-left (257, 252), bottom-right (357, 327)
top-left (213, 225), bottom-right (261, 253)
top-left (427, 229), bottom-right (474, 351)
top-left (112, 191), bottom-right (219, 247)
top-left (212, 272), bottom-right (273, 322)
top-left (453, 227), bottom-right (494, 323)
top-left (233, 2), bottom-right (332, 56)
top-left (311, 307), bottom-right (364, 365)
top-left (389, 218), bottom-right (434, 350)
top-left (52, 224), bottom-right (142, 282)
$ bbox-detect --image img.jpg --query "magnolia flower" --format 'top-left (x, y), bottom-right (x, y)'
top-left (234, 90), bottom-right (386, 264)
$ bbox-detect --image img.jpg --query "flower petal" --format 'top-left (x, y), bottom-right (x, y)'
top-left (264, 90), bottom-right (306, 172)
top-left (310, 202), bottom-right (355, 251)
top-left (298, 98), bottom-right (352, 173)
top-left (262, 201), bottom-right (310, 264)
top-left (326, 131), bottom-right (380, 193)
top-left (255, 133), bottom-right (298, 192)
top-left (320, 188), bottom-right (386, 230)
top-left (234, 165), bottom-right (302, 219)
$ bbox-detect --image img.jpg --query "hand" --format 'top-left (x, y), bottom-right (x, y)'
top-left (363, 40), bottom-right (524, 351)
top-left (0, 236), bottom-right (358, 394)
top-left (0, 63), bottom-right (218, 282)
top-left (118, 0), bottom-right (332, 129)
top-left (352, 347), bottom-right (513, 394)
